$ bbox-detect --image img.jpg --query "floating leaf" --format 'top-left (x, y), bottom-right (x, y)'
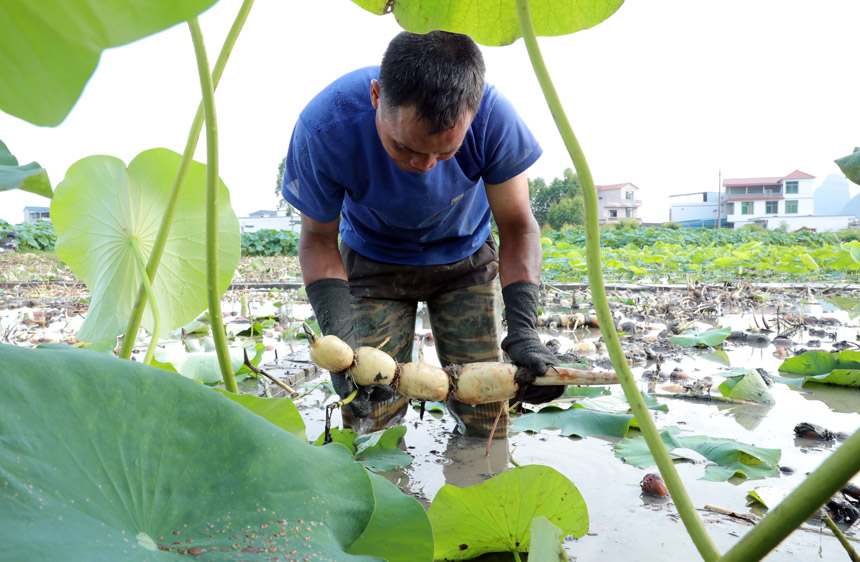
top-left (351, 0), bottom-right (624, 46)
top-left (354, 425), bottom-right (413, 472)
top-left (0, 344), bottom-right (395, 560)
top-left (153, 343), bottom-right (252, 385)
top-left (428, 465), bottom-right (588, 560)
top-left (801, 369), bottom-right (860, 388)
top-left (214, 389), bottom-right (307, 442)
top-left (51, 149), bottom-right (240, 342)
top-left (562, 386), bottom-right (611, 398)
top-left (718, 370), bottom-right (775, 404)
top-left (0, 139), bottom-right (52, 198)
top-left (746, 486), bottom-right (788, 510)
top-left (511, 405), bottom-right (634, 438)
top-left (615, 426), bottom-right (781, 481)
top-left (347, 472), bottom-right (434, 562)
top-left (669, 326), bottom-right (731, 348)
top-left (578, 392), bottom-right (668, 414)
top-left (0, 0), bottom-right (218, 126)
top-left (779, 350), bottom-right (860, 375)
top-left (528, 516), bottom-right (567, 561)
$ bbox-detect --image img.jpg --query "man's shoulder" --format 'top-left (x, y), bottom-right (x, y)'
top-left (301, 66), bottom-right (378, 125)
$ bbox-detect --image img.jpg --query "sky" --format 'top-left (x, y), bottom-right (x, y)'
top-left (2, 0), bottom-right (859, 225)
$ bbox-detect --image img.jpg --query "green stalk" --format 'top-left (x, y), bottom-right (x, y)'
top-left (720, 429), bottom-right (860, 562)
top-left (130, 238), bottom-right (161, 365)
top-left (823, 513), bottom-right (860, 562)
top-left (513, 2), bottom-right (720, 561)
top-left (119, 0), bottom-right (255, 360)
top-left (189, 18), bottom-right (237, 394)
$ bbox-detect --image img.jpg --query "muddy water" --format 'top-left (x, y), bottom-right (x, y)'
top-left (3, 292), bottom-right (858, 560)
top-left (292, 305), bottom-right (859, 561)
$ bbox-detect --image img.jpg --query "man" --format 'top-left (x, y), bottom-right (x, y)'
top-left (282, 30), bottom-right (563, 438)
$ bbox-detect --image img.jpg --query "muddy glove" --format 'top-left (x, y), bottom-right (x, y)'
top-left (306, 278), bottom-right (394, 417)
top-left (500, 281), bottom-right (565, 404)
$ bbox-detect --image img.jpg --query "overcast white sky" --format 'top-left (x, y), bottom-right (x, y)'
top-left (2, 0), bottom-right (859, 225)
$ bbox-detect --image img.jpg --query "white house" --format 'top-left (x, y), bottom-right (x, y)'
top-left (723, 170), bottom-right (851, 231)
top-left (669, 191), bottom-right (721, 226)
top-left (596, 182), bottom-right (642, 223)
top-left (23, 206), bottom-right (50, 223)
top-left (238, 209), bottom-right (301, 233)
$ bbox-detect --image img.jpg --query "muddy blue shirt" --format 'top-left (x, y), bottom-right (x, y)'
top-left (281, 66), bottom-right (541, 265)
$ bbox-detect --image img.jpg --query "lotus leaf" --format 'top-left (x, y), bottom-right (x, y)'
top-left (51, 148), bottom-right (240, 343)
top-left (0, 0), bottom-right (218, 126)
top-left (615, 426), bottom-right (781, 481)
top-left (429, 465), bottom-right (587, 560)
top-left (0, 139), bottom-right (52, 198)
top-left (0, 344), bottom-right (405, 561)
top-left (350, 0), bottom-right (624, 46)
top-left (511, 405), bottom-right (634, 438)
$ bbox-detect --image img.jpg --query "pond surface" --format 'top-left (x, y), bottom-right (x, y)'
top-left (2, 284), bottom-right (858, 561)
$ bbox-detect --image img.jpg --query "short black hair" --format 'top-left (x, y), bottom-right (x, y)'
top-left (378, 30), bottom-right (485, 135)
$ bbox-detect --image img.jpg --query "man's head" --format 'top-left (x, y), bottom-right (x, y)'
top-left (371, 31), bottom-right (486, 173)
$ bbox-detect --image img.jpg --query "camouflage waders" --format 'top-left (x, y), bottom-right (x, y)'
top-left (339, 239), bottom-right (509, 438)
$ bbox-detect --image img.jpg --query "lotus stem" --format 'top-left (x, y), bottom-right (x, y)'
top-left (720, 428), bottom-right (860, 562)
top-left (130, 238), bottom-right (160, 365)
top-left (823, 514), bottom-right (860, 562)
top-left (513, 1), bottom-right (720, 560)
top-left (119, 0), bottom-right (256, 360)
top-left (188, 18), bottom-right (238, 393)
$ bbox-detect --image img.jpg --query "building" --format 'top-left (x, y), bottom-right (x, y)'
top-left (23, 206), bottom-right (50, 223)
top-left (238, 209), bottom-right (301, 233)
top-left (669, 191), bottom-right (724, 227)
top-left (722, 170), bottom-right (851, 231)
top-left (596, 182), bottom-right (642, 223)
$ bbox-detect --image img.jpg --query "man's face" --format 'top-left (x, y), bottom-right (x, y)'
top-left (371, 80), bottom-right (472, 174)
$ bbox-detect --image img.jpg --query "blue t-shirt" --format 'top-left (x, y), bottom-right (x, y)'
top-left (281, 66), bottom-right (541, 265)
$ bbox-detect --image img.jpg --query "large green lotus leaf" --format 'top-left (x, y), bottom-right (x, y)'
top-left (0, 344), bottom-right (384, 561)
top-left (0, 0), bottom-right (217, 126)
top-left (718, 370), bottom-right (775, 404)
top-left (779, 350), bottom-right (860, 375)
top-left (214, 389), bottom-right (307, 442)
top-left (835, 147), bottom-right (860, 187)
top-left (350, 0), bottom-right (624, 46)
top-left (347, 472), bottom-right (434, 562)
top-left (511, 405), bottom-right (634, 437)
top-left (528, 516), bottom-right (567, 561)
top-left (51, 148), bottom-right (240, 343)
top-left (615, 426), bottom-right (781, 482)
top-left (0, 139), bottom-right (52, 198)
top-left (428, 465), bottom-right (588, 560)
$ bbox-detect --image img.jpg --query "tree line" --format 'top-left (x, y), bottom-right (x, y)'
top-left (529, 167), bottom-right (584, 230)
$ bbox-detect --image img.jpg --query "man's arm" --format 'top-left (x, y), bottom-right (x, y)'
top-left (298, 213), bottom-right (348, 285)
top-left (485, 171), bottom-right (542, 287)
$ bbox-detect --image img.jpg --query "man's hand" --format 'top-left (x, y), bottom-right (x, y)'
top-left (500, 281), bottom-right (565, 404)
top-left (306, 278), bottom-right (395, 417)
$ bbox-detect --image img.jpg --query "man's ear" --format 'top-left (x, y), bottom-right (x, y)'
top-left (370, 79), bottom-right (380, 110)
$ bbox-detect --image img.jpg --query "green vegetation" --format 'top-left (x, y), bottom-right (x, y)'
top-left (242, 228), bottom-right (299, 256)
top-left (0, 218), bottom-right (56, 251)
top-left (540, 226), bottom-right (860, 283)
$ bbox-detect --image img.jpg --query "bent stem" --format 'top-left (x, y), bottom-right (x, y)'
top-left (514, 1), bottom-right (719, 561)
top-left (720, 428), bottom-right (860, 562)
top-left (824, 513), bottom-right (860, 562)
top-left (130, 239), bottom-right (161, 366)
top-left (119, 0), bottom-right (255, 360)
top-left (189, 17), bottom-right (237, 394)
